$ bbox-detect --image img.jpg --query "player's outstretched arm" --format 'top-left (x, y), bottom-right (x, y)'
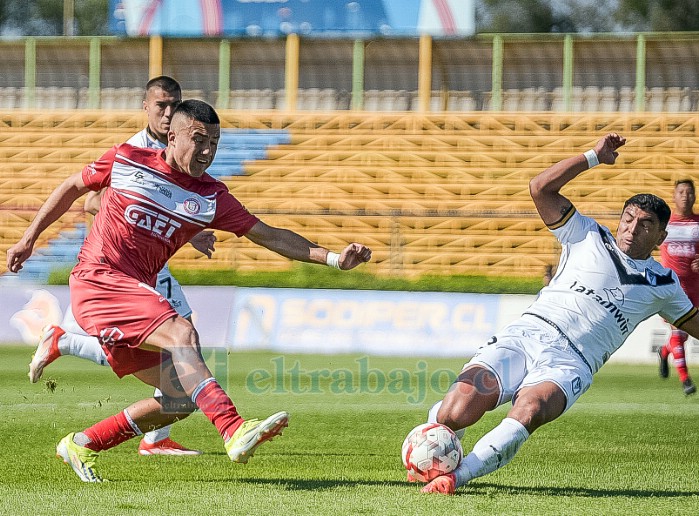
top-left (244, 220), bottom-right (372, 270)
top-left (529, 133), bottom-right (625, 226)
top-left (6, 172), bottom-right (90, 273)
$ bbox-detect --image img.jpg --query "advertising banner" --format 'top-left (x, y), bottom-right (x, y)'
top-left (227, 287), bottom-right (501, 356)
top-left (109, 0), bottom-right (476, 38)
top-left (0, 285), bottom-right (678, 363)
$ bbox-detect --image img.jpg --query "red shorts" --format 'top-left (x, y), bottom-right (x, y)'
top-left (70, 265), bottom-right (178, 378)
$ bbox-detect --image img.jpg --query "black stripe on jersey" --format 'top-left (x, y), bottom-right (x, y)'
top-left (674, 307), bottom-right (698, 328)
top-left (546, 205), bottom-right (576, 230)
top-left (597, 226), bottom-right (674, 287)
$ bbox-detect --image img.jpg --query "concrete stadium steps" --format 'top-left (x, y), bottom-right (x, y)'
top-left (255, 148), bottom-right (699, 169)
top-left (214, 112), bottom-right (699, 136)
top-left (0, 210), bottom-right (85, 277)
top-left (0, 111), bottom-right (145, 131)
top-left (0, 131), bottom-right (133, 148)
top-left (286, 133), bottom-right (699, 153)
top-left (239, 163), bottom-right (686, 190)
top-left (168, 212), bottom-right (620, 278)
top-left (2, 111), bottom-right (698, 279)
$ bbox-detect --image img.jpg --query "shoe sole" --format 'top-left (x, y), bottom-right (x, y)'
top-left (29, 327), bottom-right (58, 383)
top-left (230, 411), bottom-right (289, 464)
top-left (56, 437), bottom-right (103, 483)
top-left (29, 355), bottom-right (47, 384)
top-left (138, 448), bottom-right (203, 456)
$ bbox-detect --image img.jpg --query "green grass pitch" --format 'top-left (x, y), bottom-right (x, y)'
top-left (1, 345), bottom-right (699, 515)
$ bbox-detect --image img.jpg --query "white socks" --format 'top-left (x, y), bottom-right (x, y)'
top-left (58, 332), bottom-right (109, 366)
top-left (454, 417), bottom-right (530, 488)
top-left (58, 330), bottom-right (173, 444)
top-left (123, 409), bottom-right (143, 436)
top-left (427, 400), bottom-right (466, 439)
top-left (142, 426), bottom-right (171, 443)
top-left (142, 388), bottom-right (172, 443)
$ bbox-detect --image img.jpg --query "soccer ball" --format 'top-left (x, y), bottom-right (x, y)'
top-left (401, 422), bottom-right (463, 483)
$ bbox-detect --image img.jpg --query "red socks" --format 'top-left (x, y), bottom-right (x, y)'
top-left (83, 411), bottom-right (139, 452)
top-left (665, 331), bottom-right (690, 383)
top-left (193, 379), bottom-right (243, 441)
top-left (80, 379), bottom-right (244, 451)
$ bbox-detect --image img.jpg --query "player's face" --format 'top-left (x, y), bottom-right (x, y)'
top-left (168, 117), bottom-right (220, 178)
top-left (616, 204), bottom-right (667, 260)
top-left (144, 87), bottom-right (182, 144)
top-left (673, 183), bottom-right (695, 214)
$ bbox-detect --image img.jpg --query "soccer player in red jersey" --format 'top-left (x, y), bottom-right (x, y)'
top-left (29, 76), bottom-right (208, 456)
top-left (7, 99), bottom-right (372, 482)
top-left (658, 179), bottom-right (697, 395)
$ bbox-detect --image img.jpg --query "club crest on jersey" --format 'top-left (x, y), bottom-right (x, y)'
top-left (125, 204), bottom-right (182, 238)
top-left (604, 287), bottom-right (624, 304)
top-left (644, 269), bottom-right (661, 286)
top-left (183, 198), bottom-right (201, 215)
top-left (571, 376), bottom-right (581, 395)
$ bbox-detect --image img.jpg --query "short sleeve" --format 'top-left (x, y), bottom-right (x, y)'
top-left (82, 145), bottom-right (119, 192)
top-left (210, 189), bottom-right (260, 237)
top-left (659, 275), bottom-right (697, 326)
top-left (550, 209), bottom-right (604, 246)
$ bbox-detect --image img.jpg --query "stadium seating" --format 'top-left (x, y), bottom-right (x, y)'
top-left (2, 86), bottom-right (698, 113)
top-left (0, 111), bottom-right (694, 281)
top-left (207, 129), bottom-right (291, 177)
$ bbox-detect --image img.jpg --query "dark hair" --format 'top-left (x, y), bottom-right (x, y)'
top-left (675, 178), bottom-right (695, 192)
top-left (623, 193), bottom-right (671, 229)
top-left (172, 99), bottom-right (220, 125)
top-left (145, 75), bottom-right (181, 96)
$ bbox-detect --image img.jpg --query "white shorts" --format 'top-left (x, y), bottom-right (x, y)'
top-left (155, 264), bottom-right (192, 319)
top-left (466, 315), bottom-right (593, 413)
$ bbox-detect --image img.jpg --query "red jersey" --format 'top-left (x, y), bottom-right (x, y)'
top-left (77, 143), bottom-right (259, 285)
top-left (660, 212), bottom-right (699, 297)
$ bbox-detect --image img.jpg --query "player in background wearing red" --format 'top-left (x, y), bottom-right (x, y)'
top-left (658, 179), bottom-right (697, 395)
top-left (7, 99), bottom-right (372, 482)
top-left (28, 76), bottom-right (209, 455)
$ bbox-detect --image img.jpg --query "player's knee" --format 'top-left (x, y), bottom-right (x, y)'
top-left (436, 395), bottom-right (475, 430)
top-left (163, 318), bottom-right (200, 355)
top-left (510, 396), bottom-right (562, 432)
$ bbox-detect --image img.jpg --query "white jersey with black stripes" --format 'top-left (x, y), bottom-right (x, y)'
top-left (523, 209), bottom-right (694, 373)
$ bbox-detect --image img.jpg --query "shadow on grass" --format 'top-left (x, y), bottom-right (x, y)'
top-left (233, 478), bottom-right (699, 498)
top-left (464, 482), bottom-right (699, 498)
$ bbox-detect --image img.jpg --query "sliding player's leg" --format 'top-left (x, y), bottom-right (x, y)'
top-left (423, 335), bottom-right (590, 495)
